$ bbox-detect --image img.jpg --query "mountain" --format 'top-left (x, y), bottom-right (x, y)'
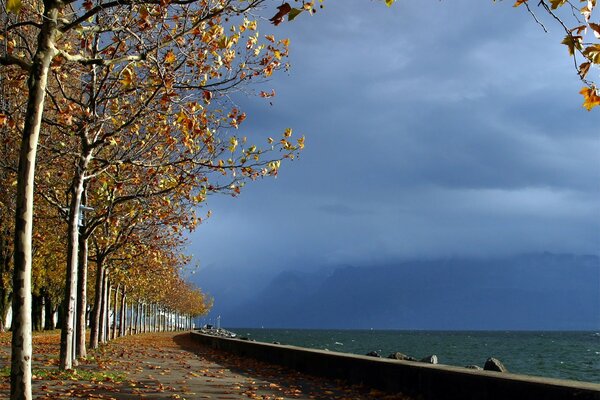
top-left (224, 253), bottom-right (600, 330)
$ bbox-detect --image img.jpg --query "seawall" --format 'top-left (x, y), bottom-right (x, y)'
top-left (190, 331), bottom-right (600, 400)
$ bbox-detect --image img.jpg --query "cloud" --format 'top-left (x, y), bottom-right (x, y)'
top-left (189, 1), bottom-right (600, 302)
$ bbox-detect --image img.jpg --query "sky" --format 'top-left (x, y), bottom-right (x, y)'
top-left (187, 1), bottom-right (600, 312)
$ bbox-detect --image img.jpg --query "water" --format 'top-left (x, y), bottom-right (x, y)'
top-left (232, 329), bottom-right (600, 383)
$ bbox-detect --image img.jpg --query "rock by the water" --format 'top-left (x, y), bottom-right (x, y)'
top-left (272, 341), bottom-right (281, 345)
top-left (420, 355), bottom-right (438, 364)
top-left (387, 352), bottom-right (417, 361)
top-left (484, 357), bottom-right (508, 372)
top-left (366, 351), bottom-right (381, 358)
top-left (465, 365), bottom-right (483, 370)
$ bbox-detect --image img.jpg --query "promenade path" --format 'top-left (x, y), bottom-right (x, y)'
top-left (0, 331), bottom-right (411, 399)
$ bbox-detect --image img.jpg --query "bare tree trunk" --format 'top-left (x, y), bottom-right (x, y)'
top-left (158, 308), bottom-right (162, 332)
top-left (59, 181), bottom-right (81, 369)
top-left (142, 303), bottom-right (146, 333)
top-left (76, 228), bottom-right (88, 359)
top-left (43, 292), bottom-right (54, 330)
top-left (89, 260), bottom-right (105, 349)
top-left (97, 281), bottom-right (105, 344)
top-left (31, 294), bottom-right (42, 332)
top-left (111, 283), bottom-right (119, 340)
top-left (118, 286), bottom-right (126, 337)
top-left (135, 301), bottom-right (141, 334)
top-left (153, 304), bottom-right (157, 332)
top-left (101, 276), bottom-right (110, 344)
top-left (11, 3), bottom-right (59, 398)
top-left (128, 302), bottom-right (133, 335)
top-left (0, 213), bottom-right (12, 333)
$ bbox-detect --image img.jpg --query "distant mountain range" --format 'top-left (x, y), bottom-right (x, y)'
top-left (218, 253), bottom-right (600, 330)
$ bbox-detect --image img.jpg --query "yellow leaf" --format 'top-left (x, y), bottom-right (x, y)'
top-left (228, 137), bottom-right (238, 153)
top-left (385, 0), bottom-right (395, 6)
top-left (583, 44), bottom-right (600, 63)
top-left (561, 34), bottom-right (583, 56)
top-left (7, 0), bottom-right (22, 13)
top-left (164, 50), bottom-right (176, 64)
top-left (580, 86), bottom-right (600, 111)
top-left (120, 67), bottom-right (135, 88)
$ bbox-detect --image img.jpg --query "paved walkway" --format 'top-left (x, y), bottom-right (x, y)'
top-left (0, 332), bottom-right (410, 399)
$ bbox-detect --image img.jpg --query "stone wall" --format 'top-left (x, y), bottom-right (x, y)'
top-left (191, 332), bottom-right (600, 400)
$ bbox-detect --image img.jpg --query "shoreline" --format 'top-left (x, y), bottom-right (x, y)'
top-left (224, 327), bottom-right (599, 383)
top-left (192, 331), bottom-right (600, 400)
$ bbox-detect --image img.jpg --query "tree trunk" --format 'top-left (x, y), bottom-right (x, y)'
top-left (118, 287), bottom-right (126, 337)
top-left (31, 294), bottom-right (43, 332)
top-left (43, 292), bottom-right (54, 331)
top-left (59, 146), bottom-right (91, 369)
top-left (111, 283), bottom-right (119, 340)
top-left (89, 259), bottom-right (105, 349)
top-left (11, 3), bottom-right (59, 398)
top-left (135, 301), bottom-right (140, 334)
top-left (142, 303), bottom-right (146, 333)
top-left (0, 213), bottom-right (12, 333)
top-left (105, 278), bottom-right (111, 342)
top-left (76, 227), bottom-right (88, 359)
top-left (127, 302), bottom-right (133, 335)
top-left (153, 304), bottom-right (157, 332)
top-left (100, 275), bottom-right (109, 344)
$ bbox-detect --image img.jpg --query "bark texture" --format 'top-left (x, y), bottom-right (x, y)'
top-left (11, 2), bottom-right (59, 399)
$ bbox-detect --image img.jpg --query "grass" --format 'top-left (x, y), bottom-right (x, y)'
top-left (0, 364), bottom-right (125, 383)
top-left (31, 367), bottom-right (126, 383)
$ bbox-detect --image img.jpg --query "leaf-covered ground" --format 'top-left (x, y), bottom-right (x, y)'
top-left (0, 331), bottom-right (412, 399)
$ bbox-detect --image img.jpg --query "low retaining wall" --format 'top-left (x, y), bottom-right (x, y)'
top-left (191, 331), bottom-right (600, 400)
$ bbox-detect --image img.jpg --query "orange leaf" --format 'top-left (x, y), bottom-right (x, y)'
top-left (580, 86), bottom-right (600, 110)
top-left (164, 50), bottom-right (176, 64)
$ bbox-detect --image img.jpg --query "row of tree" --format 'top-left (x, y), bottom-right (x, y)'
top-left (0, 0), bottom-right (314, 399)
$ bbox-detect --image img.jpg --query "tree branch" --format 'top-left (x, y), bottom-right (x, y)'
top-left (0, 55), bottom-right (32, 71)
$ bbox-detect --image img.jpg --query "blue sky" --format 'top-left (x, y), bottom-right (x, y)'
top-left (188, 1), bottom-right (600, 308)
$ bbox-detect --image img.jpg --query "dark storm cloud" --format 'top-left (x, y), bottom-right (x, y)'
top-left (189, 1), bottom-right (600, 308)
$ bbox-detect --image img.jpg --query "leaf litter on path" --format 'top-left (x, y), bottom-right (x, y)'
top-left (0, 331), bottom-right (412, 399)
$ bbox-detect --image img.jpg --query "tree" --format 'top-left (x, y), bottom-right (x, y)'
top-left (511, 0), bottom-right (600, 109)
top-left (1, 0), bottom-right (305, 394)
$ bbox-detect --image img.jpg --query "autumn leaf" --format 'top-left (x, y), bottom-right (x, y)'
top-left (6, 0), bottom-right (21, 13)
top-left (202, 90), bottom-right (212, 104)
top-left (561, 34), bottom-right (583, 56)
top-left (589, 22), bottom-right (600, 39)
top-left (288, 8), bottom-right (303, 22)
top-left (549, 0), bottom-right (567, 9)
top-left (120, 67), bottom-right (135, 88)
top-left (385, 0), bottom-right (395, 6)
top-left (228, 137), bottom-right (238, 152)
top-left (580, 86), bottom-right (600, 110)
top-left (269, 3), bottom-right (292, 26)
top-left (579, 61), bottom-right (591, 79)
top-left (260, 89), bottom-right (276, 98)
top-left (583, 44), bottom-right (600, 63)
top-left (164, 51), bottom-right (177, 64)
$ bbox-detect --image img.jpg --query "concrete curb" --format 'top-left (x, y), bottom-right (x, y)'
top-left (191, 331), bottom-right (600, 400)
